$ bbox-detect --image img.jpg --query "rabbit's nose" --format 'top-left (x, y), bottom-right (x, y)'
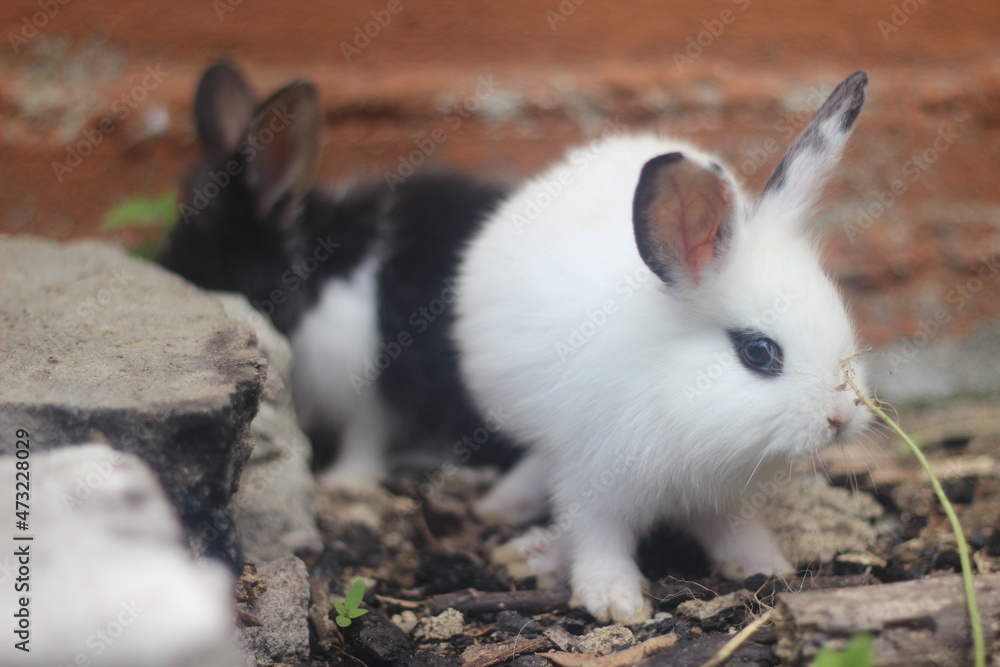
top-left (827, 400), bottom-right (857, 435)
top-left (827, 415), bottom-right (849, 439)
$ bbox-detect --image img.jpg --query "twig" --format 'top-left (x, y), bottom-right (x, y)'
top-left (461, 636), bottom-right (549, 667)
top-left (428, 588), bottom-right (571, 615)
top-left (373, 594), bottom-right (424, 609)
top-left (700, 608), bottom-right (774, 667)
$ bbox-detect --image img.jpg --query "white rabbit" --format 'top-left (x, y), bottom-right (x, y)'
top-left (454, 72), bottom-right (871, 623)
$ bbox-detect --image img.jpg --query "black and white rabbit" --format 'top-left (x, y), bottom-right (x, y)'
top-left (453, 73), bottom-right (872, 623)
top-left (159, 62), bottom-right (510, 486)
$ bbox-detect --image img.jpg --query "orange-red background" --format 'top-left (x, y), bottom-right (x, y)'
top-left (1, 0), bottom-right (999, 349)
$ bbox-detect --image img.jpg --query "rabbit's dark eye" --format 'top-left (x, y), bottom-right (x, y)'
top-left (728, 330), bottom-right (784, 377)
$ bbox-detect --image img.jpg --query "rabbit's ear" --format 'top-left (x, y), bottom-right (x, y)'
top-left (194, 61), bottom-right (256, 158)
top-left (756, 72), bottom-right (867, 222)
top-left (633, 152), bottom-right (736, 288)
top-left (242, 80), bottom-right (323, 223)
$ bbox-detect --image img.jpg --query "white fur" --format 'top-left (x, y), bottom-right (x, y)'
top-left (456, 99), bottom-right (870, 622)
top-left (291, 255), bottom-right (396, 487)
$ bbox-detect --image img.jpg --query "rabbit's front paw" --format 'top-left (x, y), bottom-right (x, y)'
top-left (491, 526), bottom-right (570, 589)
top-left (570, 573), bottom-right (652, 625)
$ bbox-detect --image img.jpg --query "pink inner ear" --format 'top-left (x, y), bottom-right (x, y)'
top-left (649, 166), bottom-right (733, 284)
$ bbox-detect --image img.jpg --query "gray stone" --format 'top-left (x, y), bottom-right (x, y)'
top-left (239, 555), bottom-right (311, 663)
top-left (0, 236), bottom-right (266, 566)
top-left (0, 444), bottom-right (245, 667)
top-left (217, 293), bottom-right (322, 560)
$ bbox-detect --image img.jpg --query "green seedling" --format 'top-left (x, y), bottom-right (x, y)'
top-left (843, 356), bottom-right (985, 667)
top-left (811, 633), bottom-right (874, 667)
top-left (334, 579), bottom-right (370, 628)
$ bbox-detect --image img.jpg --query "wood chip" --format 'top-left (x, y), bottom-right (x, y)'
top-left (461, 636), bottom-right (550, 667)
top-left (823, 440), bottom-right (998, 487)
top-left (701, 609), bottom-right (775, 667)
top-left (775, 574), bottom-right (1000, 665)
top-left (833, 552), bottom-right (888, 569)
top-left (927, 454), bottom-right (998, 480)
top-left (374, 593), bottom-right (425, 609)
top-left (543, 624), bottom-right (581, 651)
top-left (538, 633), bottom-right (678, 667)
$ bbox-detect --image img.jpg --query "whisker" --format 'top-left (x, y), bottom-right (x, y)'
top-left (816, 454), bottom-right (831, 483)
top-left (743, 451), bottom-right (768, 492)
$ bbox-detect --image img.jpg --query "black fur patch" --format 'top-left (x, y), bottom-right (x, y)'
top-left (158, 164), bottom-right (380, 336)
top-left (760, 72), bottom-right (867, 199)
top-left (376, 172), bottom-right (517, 467)
top-left (160, 166), bottom-right (518, 468)
top-left (633, 152), bottom-right (686, 285)
top-left (827, 71), bottom-right (868, 132)
top-left (805, 71), bottom-right (868, 135)
top-left (160, 63), bottom-right (522, 474)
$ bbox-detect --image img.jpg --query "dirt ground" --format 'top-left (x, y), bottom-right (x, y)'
top-left (257, 397), bottom-right (1000, 666)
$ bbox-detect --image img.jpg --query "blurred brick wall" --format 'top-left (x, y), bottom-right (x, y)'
top-left (2, 0), bottom-right (999, 396)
